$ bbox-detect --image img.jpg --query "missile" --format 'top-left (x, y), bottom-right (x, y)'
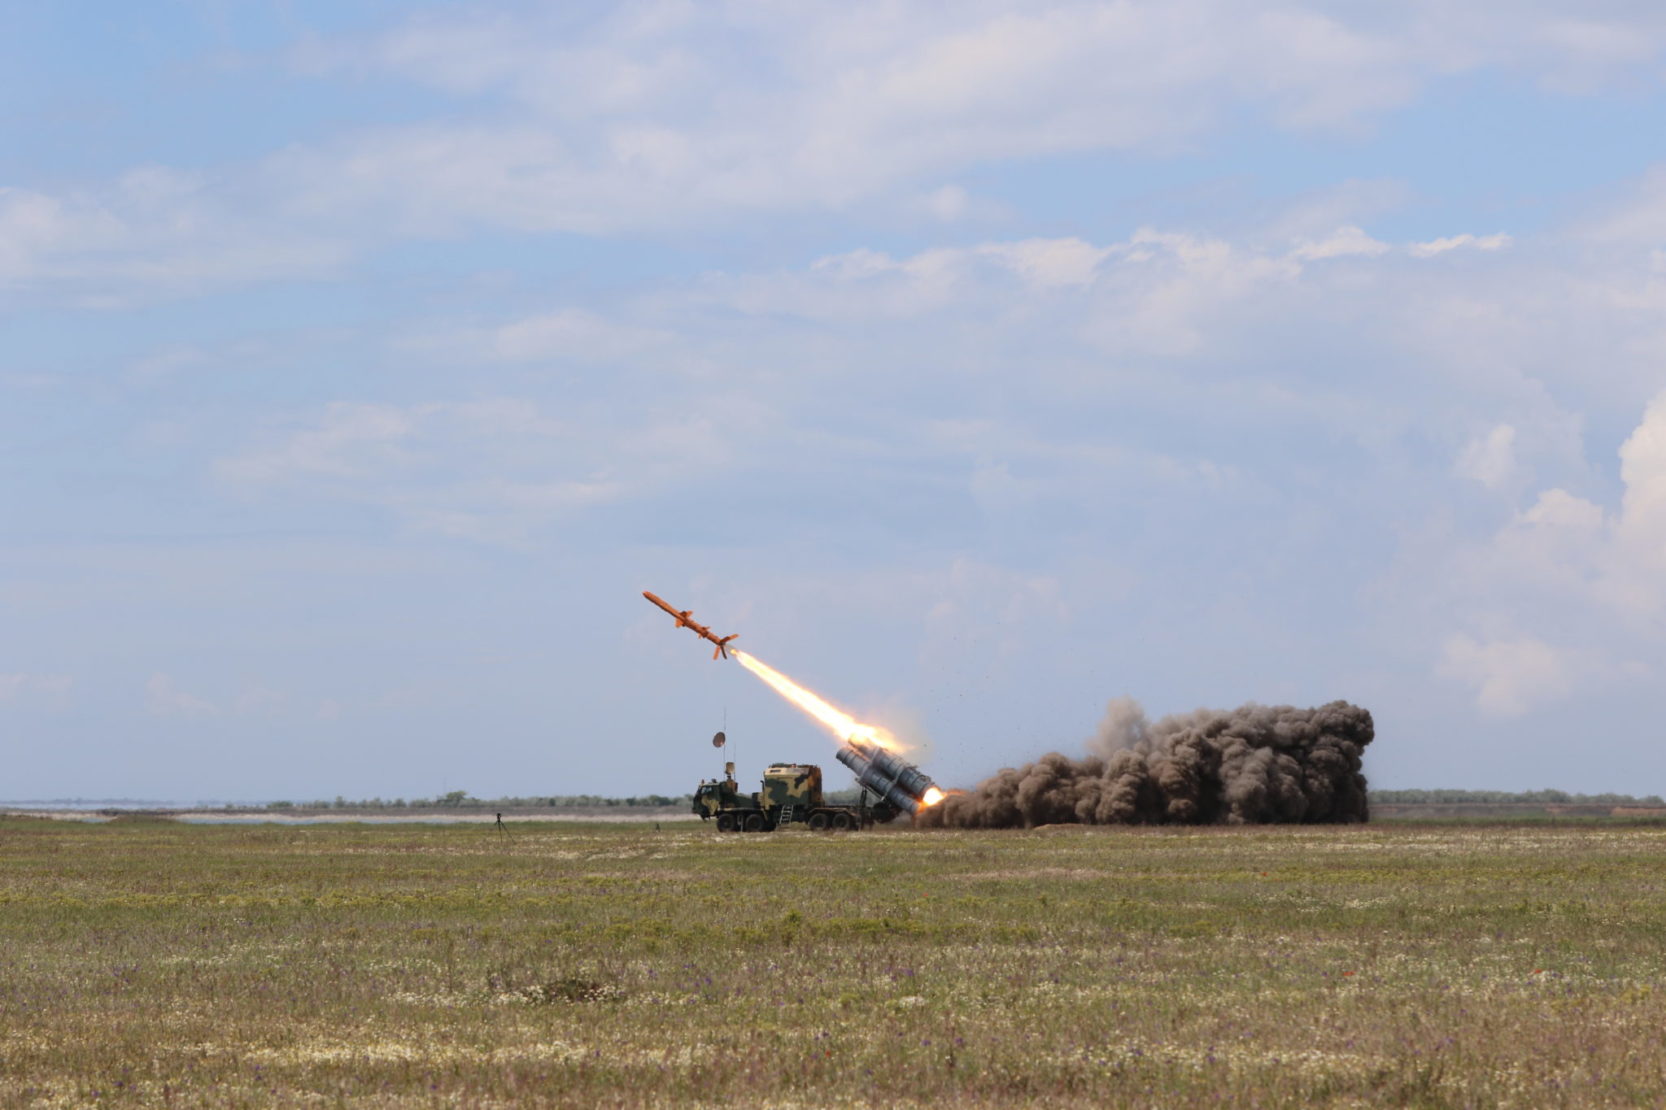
top-left (642, 591), bottom-right (738, 659)
top-left (835, 736), bottom-right (941, 815)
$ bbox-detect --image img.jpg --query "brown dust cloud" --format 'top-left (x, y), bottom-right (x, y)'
top-left (914, 698), bottom-right (1373, 828)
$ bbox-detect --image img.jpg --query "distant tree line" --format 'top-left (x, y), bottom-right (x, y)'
top-left (265, 791), bottom-right (692, 810)
top-left (1370, 789), bottom-right (1666, 806)
top-left (260, 787), bottom-right (1666, 811)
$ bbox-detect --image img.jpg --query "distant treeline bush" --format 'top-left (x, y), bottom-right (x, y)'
top-left (1371, 789), bottom-right (1666, 806)
top-left (260, 787), bottom-right (1666, 811)
top-left (266, 791), bottom-right (692, 810)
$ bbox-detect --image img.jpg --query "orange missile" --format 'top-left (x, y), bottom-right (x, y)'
top-left (642, 591), bottom-right (738, 659)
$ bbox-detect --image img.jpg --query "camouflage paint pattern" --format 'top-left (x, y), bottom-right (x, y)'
top-left (693, 761), bottom-right (899, 827)
top-left (693, 763), bottom-right (824, 822)
top-left (759, 764), bottom-right (824, 812)
top-left (691, 772), bottom-right (752, 818)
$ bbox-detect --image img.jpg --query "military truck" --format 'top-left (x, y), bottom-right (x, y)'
top-left (692, 760), bottom-right (899, 831)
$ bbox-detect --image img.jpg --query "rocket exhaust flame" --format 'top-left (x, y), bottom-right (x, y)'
top-left (732, 650), bottom-right (943, 814)
top-left (732, 651), bottom-right (901, 752)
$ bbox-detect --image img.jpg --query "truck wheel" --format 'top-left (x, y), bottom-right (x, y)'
top-left (743, 813), bottom-right (765, 833)
top-left (832, 812), bottom-right (856, 831)
top-left (808, 811), bottom-right (831, 831)
top-left (716, 812), bottom-right (738, 832)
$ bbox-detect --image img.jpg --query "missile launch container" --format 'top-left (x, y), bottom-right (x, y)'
top-left (693, 761), bottom-right (898, 831)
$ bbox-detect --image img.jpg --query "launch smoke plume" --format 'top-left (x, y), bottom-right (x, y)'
top-left (914, 698), bottom-right (1373, 828)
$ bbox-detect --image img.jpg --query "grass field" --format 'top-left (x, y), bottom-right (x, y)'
top-left (2, 817), bottom-right (1665, 1107)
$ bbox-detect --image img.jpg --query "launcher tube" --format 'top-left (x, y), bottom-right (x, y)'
top-left (835, 737), bottom-right (938, 814)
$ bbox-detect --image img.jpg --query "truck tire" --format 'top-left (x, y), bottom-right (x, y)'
top-left (832, 812), bottom-right (856, 831)
top-left (743, 813), bottom-right (765, 832)
top-left (808, 811), bottom-right (831, 831)
top-left (716, 812), bottom-right (738, 832)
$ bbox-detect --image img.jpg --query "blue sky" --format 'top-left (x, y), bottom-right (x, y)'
top-left (4, 1), bottom-right (1666, 801)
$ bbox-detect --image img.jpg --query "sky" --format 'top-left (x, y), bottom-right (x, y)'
top-left (3, 1), bottom-right (1666, 802)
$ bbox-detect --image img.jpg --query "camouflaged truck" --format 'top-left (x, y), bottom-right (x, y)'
top-left (692, 760), bottom-right (899, 831)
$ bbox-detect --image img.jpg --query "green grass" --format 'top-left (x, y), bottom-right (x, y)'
top-left (3, 817), bottom-right (1665, 1107)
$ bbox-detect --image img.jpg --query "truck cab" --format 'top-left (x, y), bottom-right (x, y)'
top-left (691, 762), bottom-right (749, 820)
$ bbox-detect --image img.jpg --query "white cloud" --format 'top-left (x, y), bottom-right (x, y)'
top-left (921, 184), bottom-right (974, 222)
top-left (197, 224), bottom-right (1324, 557)
top-left (1292, 225), bottom-right (1391, 261)
top-left (216, 403), bottom-right (421, 484)
top-left (0, 173), bottom-right (347, 299)
top-left (146, 674), bottom-right (217, 718)
top-left (1456, 424), bottom-right (1518, 489)
top-left (215, 395), bottom-right (752, 543)
top-left (232, 687), bottom-right (287, 716)
top-left (1439, 633), bottom-right (1575, 716)
top-left (1409, 232), bottom-right (1513, 258)
top-left (1429, 392), bottom-right (1666, 714)
top-left (765, 229), bottom-right (1303, 343)
top-left (978, 238), bottom-right (1113, 288)
top-left (331, 3), bottom-right (1666, 220)
top-left (1482, 393), bottom-right (1666, 617)
top-left (7, 3), bottom-right (1665, 301)
top-left (921, 557), bottom-right (1071, 663)
top-left (493, 309), bottom-right (672, 362)
top-left (1520, 487), bottom-right (1605, 532)
top-left (1585, 168), bottom-right (1666, 246)
top-left (0, 673), bottom-right (72, 707)
top-left (1090, 229), bottom-right (1304, 355)
top-left (316, 215), bottom-right (1647, 550)
top-left (348, 3), bottom-right (1666, 169)
top-left (1611, 390), bottom-right (1666, 608)
top-left (1528, 15), bottom-right (1666, 90)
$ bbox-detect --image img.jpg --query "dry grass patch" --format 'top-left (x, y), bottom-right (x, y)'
top-left (2, 817), bottom-right (1665, 1105)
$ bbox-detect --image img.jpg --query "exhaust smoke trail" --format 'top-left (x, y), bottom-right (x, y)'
top-left (731, 650), bottom-right (903, 752)
top-left (914, 698), bottom-right (1374, 828)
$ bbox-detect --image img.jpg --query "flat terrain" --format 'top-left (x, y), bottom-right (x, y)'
top-left (0, 806), bottom-right (696, 825)
top-left (2, 818), bottom-right (1665, 1107)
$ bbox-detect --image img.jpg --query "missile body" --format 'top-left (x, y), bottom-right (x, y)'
top-left (835, 736), bottom-right (938, 814)
top-left (642, 591), bottom-right (738, 659)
